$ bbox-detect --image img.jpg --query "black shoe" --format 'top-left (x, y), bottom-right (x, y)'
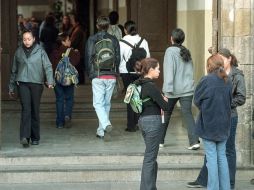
top-left (96, 135), bottom-right (104, 139)
top-left (20, 137), bottom-right (29, 148)
top-left (125, 128), bottom-right (136, 132)
top-left (186, 181), bottom-right (204, 188)
top-left (250, 179), bottom-right (254, 185)
top-left (31, 140), bottom-right (39, 145)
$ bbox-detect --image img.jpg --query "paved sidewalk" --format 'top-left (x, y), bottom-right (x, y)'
top-left (0, 181), bottom-right (253, 190)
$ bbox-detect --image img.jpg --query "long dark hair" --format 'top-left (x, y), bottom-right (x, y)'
top-left (207, 54), bottom-right (228, 82)
top-left (171, 28), bottom-right (192, 62)
top-left (218, 48), bottom-right (238, 67)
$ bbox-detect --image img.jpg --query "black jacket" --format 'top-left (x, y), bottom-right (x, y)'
top-left (229, 66), bottom-right (246, 117)
top-left (135, 78), bottom-right (169, 116)
top-left (84, 31), bottom-right (120, 80)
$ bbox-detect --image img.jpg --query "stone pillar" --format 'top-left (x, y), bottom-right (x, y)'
top-left (1, 0), bottom-right (18, 148)
top-left (220, 0), bottom-right (254, 166)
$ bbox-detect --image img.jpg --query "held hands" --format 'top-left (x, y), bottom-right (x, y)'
top-left (9, 92), bottom-right (15, 99)
top-left (162, 95), bottom-right (168, 102)
top-left (45, 82), bottom-right (54, 89)
top-left (48, 84), bottom-right (54, 89)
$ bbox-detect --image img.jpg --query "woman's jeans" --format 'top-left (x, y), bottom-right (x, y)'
top-left (18, 82), bottom-right (43, 141)
top-left (203, 139), bottom-right (230, 190)
top-left (196, 116), bottom-right (238, 189)
top-left (54, 83), bottom-right (74, 126)
top-left (160, 95), bottom-right (199, 146)
top-left (139, 115), bottom-right (163, 190)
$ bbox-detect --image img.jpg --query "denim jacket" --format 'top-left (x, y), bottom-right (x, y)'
top-left (84, 31), bottom-right (120, 80)
top-left (194, 73), bottom-right (232, 141)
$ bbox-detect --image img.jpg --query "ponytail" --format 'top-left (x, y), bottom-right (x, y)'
top-left (171, 28), bottom-right (192, 62)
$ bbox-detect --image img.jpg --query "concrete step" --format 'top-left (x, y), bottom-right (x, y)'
top-left (0, 163), bottom-right (253, 184)
top-left (0, 152), bottom-right (204, 166)
top-left (0, 152), bottom-right (253, 184)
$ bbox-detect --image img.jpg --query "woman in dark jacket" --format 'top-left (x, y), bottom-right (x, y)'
top-left (50, 32), bottom-right (80, 128)
top-left (194, 54), bottom-right (232, 190)
top-left (187, 48), bottom-right (246, 189)
top-left (135, 58), bottom-right (169, 190)
top-left (9, 30), bottom-right (54, 147)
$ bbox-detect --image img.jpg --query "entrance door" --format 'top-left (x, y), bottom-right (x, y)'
top-left (127, 0), bottom-right (176, 86)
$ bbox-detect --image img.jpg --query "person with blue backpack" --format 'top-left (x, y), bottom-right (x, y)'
top-left (134, 58), bottom-right (169, 190)
top-left (50, 32), bottom-right (80, 129)
top-left (85, 16), bottom-right (120, 141)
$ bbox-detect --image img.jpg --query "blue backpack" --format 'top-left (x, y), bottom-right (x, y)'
top-left (55, 48), bottom-right (79, 86)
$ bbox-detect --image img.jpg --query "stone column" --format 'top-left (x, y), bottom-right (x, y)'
top-left (220, 0), bottom-right (254, 166)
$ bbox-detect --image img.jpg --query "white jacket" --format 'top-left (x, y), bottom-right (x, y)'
top-left (119, 34), bottom-right (150, 73)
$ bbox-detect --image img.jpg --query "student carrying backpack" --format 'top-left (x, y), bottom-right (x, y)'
top-left (84, 16), bottom-right (120, 140)
top-left (120, 38), bottom-right (147, 73)
top-left (119, 20), bottom-right (150, 132)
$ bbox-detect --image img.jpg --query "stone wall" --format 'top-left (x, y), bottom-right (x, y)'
top-left (220, 0), bottom-right (254, 166)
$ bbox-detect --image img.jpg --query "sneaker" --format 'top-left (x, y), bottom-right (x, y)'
top-left (105, 125), bottom-right (113, 133)
top-left (56, 125), bottom-right (64, 129)
top-left (65, 116), bottom-right (72, 128)
top-left (159, 144), bottom-right (164, 148)
top-left (104, 125), bottom-right (113, 141)
top-left (96, 134), bottom-right (104, 140)
top-left (188, 143), bottom-right (200, 150)
top-left (20, 137), bottom-right (29, 148)
top-left (186, 181), bottom-right (203, 188)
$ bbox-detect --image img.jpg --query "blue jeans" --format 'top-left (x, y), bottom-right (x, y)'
top-left (203, 139), bottom-right (230, 190)
top-left (54, 83), bottom-right (74, 126)
top-left (139, 115), bottom-right (163, 190)
top-left (196, 116), bottom-right (238, 189)
top-left (161, 95), bottom-right (199, 146)
top-left (92, 78), bottom-right (116, 136)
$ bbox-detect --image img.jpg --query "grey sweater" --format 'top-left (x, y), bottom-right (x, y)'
top-left (162, 46), bottom-right (194, 98)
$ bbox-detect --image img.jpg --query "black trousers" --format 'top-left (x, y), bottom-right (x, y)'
top-left (121, 73), bottom-right (140, 130)
top-left (18, 82), bottom-right (43, 141)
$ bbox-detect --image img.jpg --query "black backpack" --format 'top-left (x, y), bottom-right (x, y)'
top-left (120, 38), bottom-right (147, 73)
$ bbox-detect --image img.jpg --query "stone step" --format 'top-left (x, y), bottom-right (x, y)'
top-left (0, 152), bottom-right (204, 166)
top-left (0, 163), bottom-right (253, 184)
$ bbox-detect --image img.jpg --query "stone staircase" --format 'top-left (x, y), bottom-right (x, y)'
top-left (0, 85), bottom-right (253, 185)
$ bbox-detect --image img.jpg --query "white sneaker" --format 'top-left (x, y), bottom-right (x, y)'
top-left (187, 143), bottom-right (200, 150)
top-left (159, 144), bottom-right (164, 148)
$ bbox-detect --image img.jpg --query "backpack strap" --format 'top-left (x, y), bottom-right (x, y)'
top-left (136, 38), bottom-right (144, 48)
top-left (64, 48), bottom-right (72, 57)
top-left (120, 39), bottom-right (134, 49)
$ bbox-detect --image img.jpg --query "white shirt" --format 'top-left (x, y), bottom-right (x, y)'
top-left (119, 34), bottom-right (150, 73)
